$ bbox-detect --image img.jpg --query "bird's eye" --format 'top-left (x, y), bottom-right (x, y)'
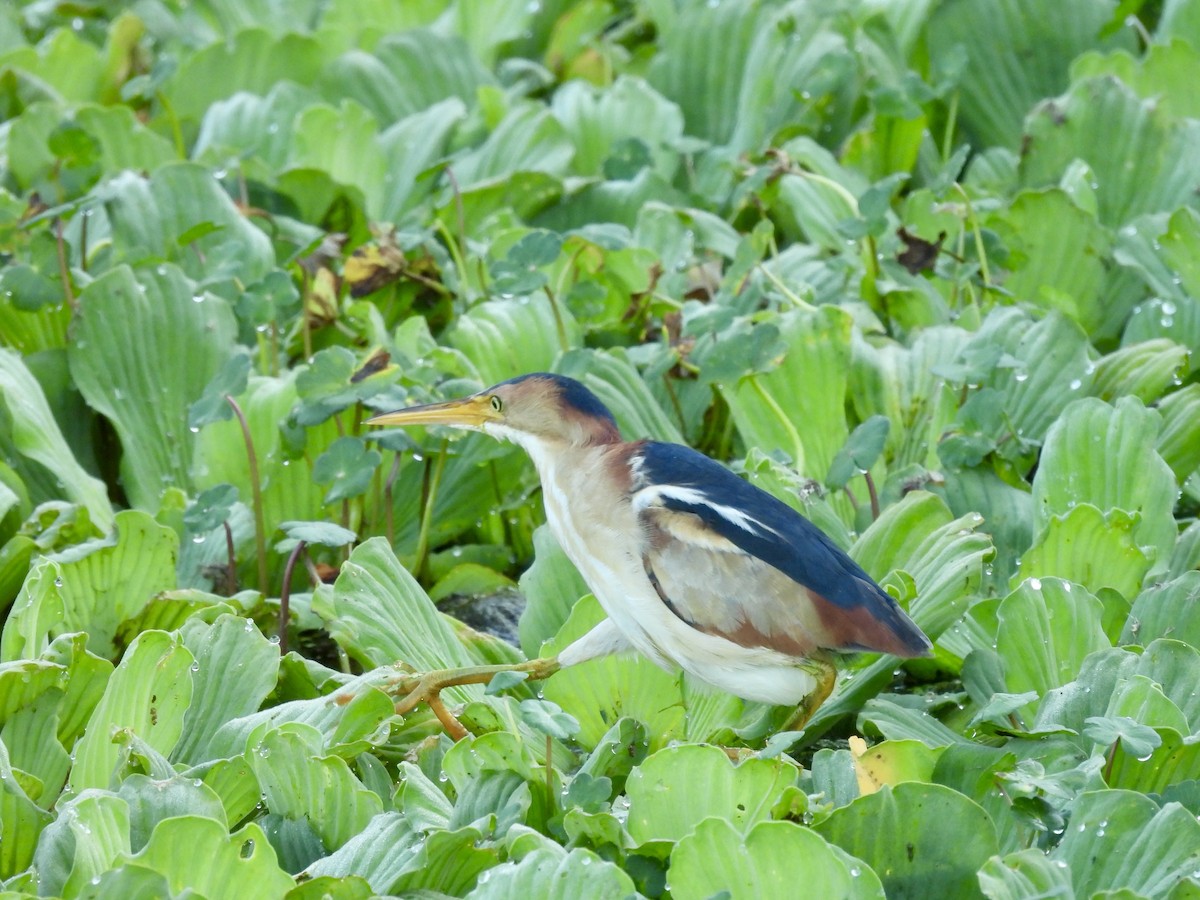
top-left (490, 396), bottom-right (503, 412)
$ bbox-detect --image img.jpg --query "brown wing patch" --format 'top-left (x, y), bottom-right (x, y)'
top-left (808, 580), bottom-right (925, 656)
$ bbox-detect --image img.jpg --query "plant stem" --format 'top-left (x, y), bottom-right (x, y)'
top-left (222, 521), bottom-right (237, 595)
top-left (278, 540), bottom-right (305, 657)
top-left (226, 395), bottom-right (269, 595)
top-left (864, 470), bottom-right (881, 520)
top-left (413, 441), bottom-right (448, 581)
top-left (54, 219), bottom-right (77, 312)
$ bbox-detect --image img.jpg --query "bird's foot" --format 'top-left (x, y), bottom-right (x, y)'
top-left (781, 656), bottom-right (838, 732)
top-left (388, 656), bottom-right (562, 740)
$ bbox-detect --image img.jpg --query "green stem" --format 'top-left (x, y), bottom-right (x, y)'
top-left (226, 396), bottom-right (269, 596)
top-left (413, 441), bottom-right (448, 581)
top-left (278, 540), bottom-right (306, 657)
top-left (747, 375), bottom-right (804, 470)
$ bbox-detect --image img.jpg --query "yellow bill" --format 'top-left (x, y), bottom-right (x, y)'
top-left (365, 394), bottom-right (500, 430)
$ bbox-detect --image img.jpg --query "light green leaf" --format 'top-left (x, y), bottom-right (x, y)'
top-left (2, 510), bottom-right (177, 661)
top-left (722, 306), bottom-right (854, 480)
top-left (1051, 790), bottom-right (1200, 897)
top-left (996, 578), bottom-right (1110, 723)
top-left (926, 0), bottom-right (1131, 148)
top-left (988, 189), bottom-right (1112, 327)
top-left (1020, 76), bottom-right (1200, 226)
top-left (517, 525), bottom-right (587, 659)
top-left (552, 76), bottom-right (684, 180)
top-left (815, 782), bottom-right (999, 900)
top-left (117, 773), bottom-right (227, 852)
top-left (626, 744), bottom-right (798, 844)
top-left (69, 264), bottom-right (237, 511)
top-left (249, 726), bottom-right (384, 851)
top-left (1156, 384), bottom-right (1200, 481)
top-left (31, 790), bottom-right (129, 896)
top-left (1017, 505), bottom-right (1151, 601)
top-left (467, 845), bottom-right (634, 900)
top-left (314, 537), bottom-right (478, 704)
top-left (171, 615), bottom-right (280, 765)
top-left (70, 630), bottom-right (194, 791)
top-left (0, 349), bottom-right (113, 531)
top-left (446, 296), bottom-right (580, 386)
top-left (670, 817), bottom-right (884, 900)
top-left (0, 738), bottom-right (53, 880)
top-left (1032, 397), bottom-right (1177, 574)
top-left (129, 817), bottom-right (294, 899)
top-left (1091, 339), bottom-right (1190, 404)
top-left (978, 848), bottom-right (1075, 900)
top-left (302, 811), bottom-right (423, 891)
top-left (96, 163), bottom-right (276, 281)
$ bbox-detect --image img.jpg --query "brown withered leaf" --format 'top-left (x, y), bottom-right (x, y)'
top-left (351, 349), bottom-right (390, 383)
top-left (344, 235), bottom-right (406, 298)
top-left (305, 267), bottom-right (340, 328)
top-left (896, 227), bottom-right (946, 275)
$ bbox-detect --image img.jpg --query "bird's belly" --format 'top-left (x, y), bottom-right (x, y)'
top-left (540, 467), bottom-right (819, 704)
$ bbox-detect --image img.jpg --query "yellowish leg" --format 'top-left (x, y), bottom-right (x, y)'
top-left (387, 656), bottom-right (562, 739)
top-left (781, 656), bottom-right (838, 732)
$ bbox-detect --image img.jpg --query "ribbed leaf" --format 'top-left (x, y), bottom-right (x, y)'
top-left (927, 0), bottom-right (1129, 148)
top-left (1122, 572), bottom-right (1200, 651)
top-left (1017, 505), bottom-right (1151, 601)
top-left (69, 630), bottom-right (194, 791)
top-left (1050, 790), bottom-right (1200, 897)
top-left (815, 782), bottom-right (999, 900)
top-left (69, 265), bottom-right (237, 511)
top-left (447, 296), bottom-right (580, 386)
top-left (1, 510), bottom-right (177, 661)
top-left (129, 817), bottom-right (294, 898)
top-left (996, 578), bottom-right (1110, 723)
top-left (0, 739), bottom-right (53, 879)
top-left (468, 846), bottom-right (633, 899)
top-left (1091, 338), bottom-right (1190, 404)
top-left (171, 615), bottom-right (281, 765)
top-left (31, 790), bottom-right (129, 896)
top-left (670, 818), bottom-right (884, 900)
top-left (249, 726), bottom-right (384, 851)
top-left (625, 744), bottom-right (797, 844)
top-left (722, 305), bottom-right (854, 480)
top-left (1021, 76), bottom-right (1200, 226)
top-left (0, 349), bottom-right (113, 530)
top-left (1032, 397), bottom-right (1177, 573)
top-left (1156, 384), bottom-right (1200, 481)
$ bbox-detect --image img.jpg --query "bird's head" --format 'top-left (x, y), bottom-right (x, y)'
top-left (367, 373), bottom-right (621, 449)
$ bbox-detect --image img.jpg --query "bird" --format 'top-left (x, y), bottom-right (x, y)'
top-left (368, 372), bottom-right (931, 726)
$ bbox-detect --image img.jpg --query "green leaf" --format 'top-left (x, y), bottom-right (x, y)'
top-left (1051, 790), bottom-right (1200, 897)
top-left (1032, 397), bottom-right (1177, 575)
top-left (188, 353), bottom-right (252, 430)
top-left (128, 817), bottom-right (294, 899)
top-left (626, 744), bottom-right (797, 844)
top-left (31, 789), bottom-right (129, 896)
top-left (721, 306), bottom-right (854, 480)
top-left (1017, 505), bottom-right (1151, 601)
top-left (314, 537), bottom-right (478, 704)
top-left (69, 264), bottom-right (237, 511)
top-left (815, 782), bottom-right (1000, 900)
top-left (0, 349), bottom-right (113, 531)
top-left (446, 296), bottom-right (580, 386)
top-left (69, 630), bottom-right (194, 791)
top-left (670, 817), bottom-right (884, 900)
top-left (312, 436), bottom-right (382, 504)
top-left (1156, 384), bottom-right (1200, 482)
top-left (1091, 339), bottom-right (1190, 404)
top-left (2, 510), bottom-right (178, 661)
top-left (183, 483), bottom-right (240, 533)
top-left (827, 416), bottom-right (891, 489)
top-left (250, 726), bottom-right (384, 851)
top-left (996, 578), bottom-right (1110, 724)
top-left (117, 773), bottom-right (227, 852)
top-left (469, 845), bottom-right (635, 899)
top-left (978, 848), bottom-right (1076, 900)
top-left (1020, 75), bottom-right (1200, 226)
top-left (171, 614), bottom-right (281, 765)
top-left (96, 163), bottom-right (276, 281)
top-left (1083, 715), bottom-right (1163, 759)
top-left (0, 738), bottom-right (53, 880)
top-left (276, 520), bottom-right (357, 553)
top-left (927, 0), bottom-right (1131, 148)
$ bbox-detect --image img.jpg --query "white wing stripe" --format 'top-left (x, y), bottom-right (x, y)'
top-left (632, 485), bottom-right (780, 538)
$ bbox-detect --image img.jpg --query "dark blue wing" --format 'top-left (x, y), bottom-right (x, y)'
top-left (635, 442), bottom-right (931, 657)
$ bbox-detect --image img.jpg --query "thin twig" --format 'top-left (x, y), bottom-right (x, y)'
top-left (226, 396), bottom-right (269, 595)
top-left (278, 540), bottom-right (306, 657)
